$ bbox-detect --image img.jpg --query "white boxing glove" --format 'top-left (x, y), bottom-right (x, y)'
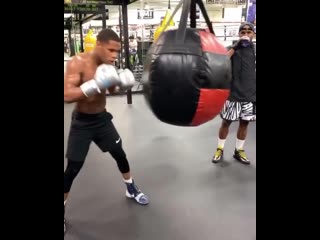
top-left (117, 69), bottom-right (135, 91)
top-left (80, 64), bottom-right (120, 97)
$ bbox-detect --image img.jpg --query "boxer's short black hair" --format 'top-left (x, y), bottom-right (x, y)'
top-left (97, 28), bottom-right (120, 43)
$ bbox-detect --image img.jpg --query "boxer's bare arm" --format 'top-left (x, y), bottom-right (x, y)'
top-left (64, 59), bottom-right (86, 103)
top-left (108, 85), bottom-right (117, 94)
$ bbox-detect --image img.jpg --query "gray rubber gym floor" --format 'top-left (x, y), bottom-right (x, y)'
top-left (64, 94), bottom-right (256, 240)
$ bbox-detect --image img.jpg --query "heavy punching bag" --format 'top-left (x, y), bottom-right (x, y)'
top-left (142, 0), bottom-right (231, 127)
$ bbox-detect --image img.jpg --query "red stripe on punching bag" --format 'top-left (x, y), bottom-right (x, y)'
top-left (191, 89), bottom-right (229, 126)
top-left (200, 31), bottom-right (228, 55)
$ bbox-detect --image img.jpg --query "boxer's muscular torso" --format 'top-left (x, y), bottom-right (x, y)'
top-left (65, 53), bottom-right (112, 114)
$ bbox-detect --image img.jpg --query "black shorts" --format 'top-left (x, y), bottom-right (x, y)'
top-left (66, 110), bottom-right (121, 163)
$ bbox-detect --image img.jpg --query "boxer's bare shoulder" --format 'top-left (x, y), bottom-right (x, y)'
top-left (65, 54), bottom-right (97, 80)
top-left (64, 54), bottom-right (107, 113)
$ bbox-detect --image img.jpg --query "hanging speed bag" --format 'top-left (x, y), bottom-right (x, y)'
top-left (142, 29), bottom-right (231, 127)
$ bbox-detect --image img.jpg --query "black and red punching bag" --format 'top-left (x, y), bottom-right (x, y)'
top-left (142, 0), bottom-right (231, 126)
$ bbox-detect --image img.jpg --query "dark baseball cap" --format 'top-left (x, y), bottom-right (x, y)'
top-left (239, 22), bottom-right (255, 33)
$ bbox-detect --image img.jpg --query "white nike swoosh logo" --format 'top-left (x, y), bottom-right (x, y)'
top-left (116, 138), bottom-right (121, 144)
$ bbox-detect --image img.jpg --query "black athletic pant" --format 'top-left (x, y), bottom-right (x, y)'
top-left (64, 110), bottom-right (130, 193)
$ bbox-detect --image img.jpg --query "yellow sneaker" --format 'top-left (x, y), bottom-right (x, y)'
top-left (233, 148), bottom-right (250, 164)
top-left (212, 147), bottom-right (223, 163)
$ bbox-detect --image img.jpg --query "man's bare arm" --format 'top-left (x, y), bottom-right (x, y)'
top-left (64, 59), bottom-right (87, 103)
top-left (227, 48), bottom-right (235, 58)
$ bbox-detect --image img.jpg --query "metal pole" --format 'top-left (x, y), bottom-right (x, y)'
top-left (190, 0), bottom-right (196, 28)
top-left (68, 29), bottom-right (73, 55)
top-left (102, 4), bottom-right (107, 29)
top-left (119, 5), bottom-right (123, 69)
top-left (79, 21), bottom-right (84, 52)
top-left (122, 0), bottom-right (132, 104)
